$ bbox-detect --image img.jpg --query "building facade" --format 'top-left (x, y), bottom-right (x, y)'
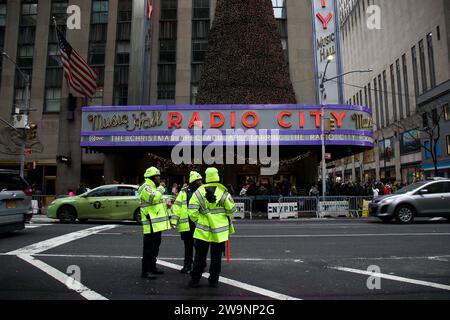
top-left (0, 0), bottom-right (320, 194)
top-left (335, 0), bottom-right (450, 184)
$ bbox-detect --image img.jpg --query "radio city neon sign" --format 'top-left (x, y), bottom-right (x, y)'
top-left (316, 0), bottom-right (333, 30)
top-left (167, 111), bottom-right (347, 130)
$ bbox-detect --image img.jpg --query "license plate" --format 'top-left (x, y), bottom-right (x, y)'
top-left (6, 200), bottom-right (17, 209)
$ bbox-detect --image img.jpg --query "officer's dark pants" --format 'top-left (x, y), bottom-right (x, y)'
top-left (180, 219), bottom-right (196, 268)
top-left (142, 229), bottom-right (162, 274)
top-left (191, 239), bottom-right (225, 283)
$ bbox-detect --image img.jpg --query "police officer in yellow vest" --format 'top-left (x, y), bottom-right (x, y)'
top-left (139, 167), bottom-right (171, 279)
top-left (170, 171), bottom-right (203, 274)
top-left (187, 168), bottom-right (237, 288)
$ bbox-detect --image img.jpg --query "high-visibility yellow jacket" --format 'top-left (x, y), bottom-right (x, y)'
top-left (188, 183), bottom-right (236, 243)
top-left (171, 187), bottom-right (191, 233)
top-left (139, 178), bottom-right (171, 234)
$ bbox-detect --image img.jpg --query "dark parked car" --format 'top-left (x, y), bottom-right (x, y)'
top-left (370, 178), bottom-right (450, 223)
top-left (0, 169), bottom-right (32, 233)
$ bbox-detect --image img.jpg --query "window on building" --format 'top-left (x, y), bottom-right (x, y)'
top-left (0, 2), bottom-right (6, 26)
top-left (193, 0), bottom-right (209, 19)
top-left (390, 64), bottom-right (397, 122)
top-left (88, 43), bottom-right (106, 65)
top-left (419, 40), bottom-right (428, 93)
top-left (17, 45), bottom-right (34, 68)
top-left (92, 0), bottom-right (109, 24)
top-left (444, 104), bottom-right (450, 121)
top-left (383, 70), bottom-right (389, 125)
top-left (21, 1), bottom-right (38, 26)
top-left (161, 0), bottom-right (177, 20)
top-left (422, 112), bottom-right (429, 128)
top-left (88, 1), bottom-right (108, 106)
top-left (411, 46), bottom-right (420, 97)
top-left (396, 59), bottom-right (403, 119)
top-left (364, 86), bottom-right (368, 106)
top-left (400, 129), bottom-right (420, 155)
top-left (158, 0), bottom-right (177, 103)
top-left (273, 0), bottom-right (288, 62)
top-left (51, 0), bottom-right (68, 25)
top-left (374, 78), bottom-right (380, 128)
top-left (447, 136), bottom-right (450, 155)
top-left (114, 0), bottom-right (132, 106)
top-left (159, 40), bottom-right (176, 63)
top-left (424, 140), bottom-right (441, 159)
top-left (402, 54), bottom-right (410, 116)
top-left (45, 88), bottom-right (62, 113)
top-left (378, 75), bottom-right (384, 127)
top-left (379, 137), bottom-right (395, 161)
top-left (427, 32), bottom-right (436, 88)
top-left (115, 41), bottom-right (130, 65)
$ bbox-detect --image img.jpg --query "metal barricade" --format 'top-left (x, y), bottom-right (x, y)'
top-left (278, 197), bottom-right (318, 219)
top-left (276, 196), bottom-right (374, 219)
top-left (232, 196), bottom-right (253, 220)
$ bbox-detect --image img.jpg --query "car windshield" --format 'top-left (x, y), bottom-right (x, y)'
top-left (394, 181), bottom-right (429, 194)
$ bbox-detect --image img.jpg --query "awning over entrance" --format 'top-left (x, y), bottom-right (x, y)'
top-left (80, 104), bottom-right (374, 150)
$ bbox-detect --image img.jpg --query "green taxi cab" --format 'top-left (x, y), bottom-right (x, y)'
top-left (47, 185), bottom-right (142, 223)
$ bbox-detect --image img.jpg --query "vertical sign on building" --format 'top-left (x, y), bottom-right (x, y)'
top-left (312, 0), bottom-right (344, 105)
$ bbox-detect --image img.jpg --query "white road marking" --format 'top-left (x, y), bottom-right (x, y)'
top-left (164, 233), bottom-right (450, 239)
top-left (15, 253), bottom-right (301, 299)
top-left (331, 266), bottom-right (450, 292)
top-left (156, 260), bottom-right (301, 300)
top-left (7, 224), bottom-right (118, 255)
top-left (428, 256), bottom-right (450, 262)
top-left (17, 254), bottom-right (107, 300)
top-left (16, 253), bottom-right (304, 263)
top-left (26, 224), bottom-right (52, 229)
top-left (345, 255), bottom-right (450, 262)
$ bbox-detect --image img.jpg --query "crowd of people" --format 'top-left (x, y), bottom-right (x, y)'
top-left (314, 180), bottom-right (405, 198)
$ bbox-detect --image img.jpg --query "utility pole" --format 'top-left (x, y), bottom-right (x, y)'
top-left (2, 52), bottom-right (31, 179)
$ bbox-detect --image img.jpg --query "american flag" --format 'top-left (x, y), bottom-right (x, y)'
top-left (56, 27), bottom-right (98, 98)
top-left (147, 0), bottom-right (153, 19)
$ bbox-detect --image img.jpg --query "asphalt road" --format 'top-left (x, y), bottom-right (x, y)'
top-left (1, 217), bottom-right (450, 300)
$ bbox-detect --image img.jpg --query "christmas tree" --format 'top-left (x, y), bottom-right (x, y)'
top-left (196, 0), bottom-right (297, 105)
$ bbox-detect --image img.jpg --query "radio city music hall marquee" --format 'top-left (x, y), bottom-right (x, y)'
top-left (80, 105), bottom-right (374, 148)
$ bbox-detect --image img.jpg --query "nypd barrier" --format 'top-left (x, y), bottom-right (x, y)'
top-left (232, 197), bottom-right (253, 220)
top-left (275, 197), bottom-right (373, 219)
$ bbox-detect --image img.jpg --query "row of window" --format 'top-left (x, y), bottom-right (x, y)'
top-left (113, 0), bottom-right (132, 106)
top-left (157, 0), bottom-right (178, 102)
top-left (347, 31), bottom-right (438, 129)
top-left (340, 0), bottom-right (372, 40)
top-left (0, 0), bottom-right (5, 89)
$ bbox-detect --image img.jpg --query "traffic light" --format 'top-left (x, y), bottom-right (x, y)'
top-left (327, 118), bottom-right (336, 132)
top-left (26, 123), bottom-right (38, 140)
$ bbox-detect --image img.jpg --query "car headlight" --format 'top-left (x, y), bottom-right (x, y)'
top-left (380, 198), bottom-right (394, 205)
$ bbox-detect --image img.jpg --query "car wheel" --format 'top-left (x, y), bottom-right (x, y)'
top-left (380, 216), bottom-right (393, 223)
top-left (58, 205), bottom-right (77, 224)
top-left (134, 209), bottom-right (141, 225)
top-left (395, 205), bottom-right (415, 224)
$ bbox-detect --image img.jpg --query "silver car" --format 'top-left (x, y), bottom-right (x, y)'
top-left (0, 170), bottom-right (32, 233)
top-left (370, 178), bottom-right (450, 223)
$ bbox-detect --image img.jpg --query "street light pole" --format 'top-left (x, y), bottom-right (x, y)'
top-left (2, 52), bottom-right (31, 179)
